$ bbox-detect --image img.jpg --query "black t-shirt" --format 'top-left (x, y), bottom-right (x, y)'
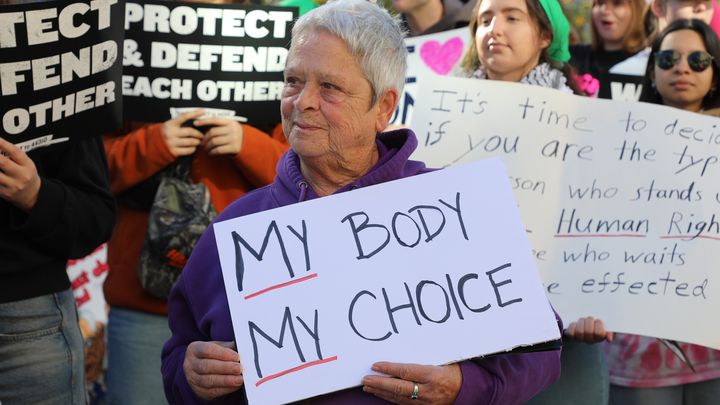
top-left (570, 44), bottom-right (646, 100)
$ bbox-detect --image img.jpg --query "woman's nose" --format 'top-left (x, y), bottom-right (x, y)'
top-left (294, 84), bottom-right (319, 111)
top-left (488, 17), bottom-right (501, 36)
top-left (675, 56), bottom-right (692, 73)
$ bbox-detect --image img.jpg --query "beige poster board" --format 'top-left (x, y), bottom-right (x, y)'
top-left (411, 76), bottom-right (720, 350)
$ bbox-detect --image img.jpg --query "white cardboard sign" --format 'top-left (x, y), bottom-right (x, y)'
top-left (391, 28), bottom-right (471, 125)
top-left (411, 76), bottom-right (720, 350)
top-left (213, 159), bottom-right (560, 405)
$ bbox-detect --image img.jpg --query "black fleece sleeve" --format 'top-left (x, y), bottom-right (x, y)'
top-left (10, 136), bottom-right (116, 260)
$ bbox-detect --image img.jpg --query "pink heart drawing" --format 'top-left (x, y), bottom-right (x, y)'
top-left (420, 37), bottom-right (464, 75)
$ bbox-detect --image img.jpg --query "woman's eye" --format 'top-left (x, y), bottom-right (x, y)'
top-left (322, 82), bottom-right (338, 90)
top-left (480, 17), bottom-right (491, 26)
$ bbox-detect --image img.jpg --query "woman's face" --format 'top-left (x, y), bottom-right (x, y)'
top-left (474, 0), bottom-right (550, 82)
top-left (281, 30), bottom-right (393, 164)
top-left (592, 0), bottom-right (633, 51)
top-left (654, 29), bottom-right (715, 112)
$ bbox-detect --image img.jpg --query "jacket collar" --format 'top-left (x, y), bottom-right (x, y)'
top-left (272, 129), bottom-right (425, 204)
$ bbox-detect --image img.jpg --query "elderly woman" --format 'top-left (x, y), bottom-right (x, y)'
top-left (161, 0), bottom-right (561, 403)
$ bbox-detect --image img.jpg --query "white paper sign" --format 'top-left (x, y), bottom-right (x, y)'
top-left (411, 76), bottom-right (720, 350)
top-left (391, 28), bottom-right (471, 125)
top-left (214, 159), bottom-right (560, 405)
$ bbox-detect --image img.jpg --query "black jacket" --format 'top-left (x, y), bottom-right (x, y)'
top-left (0, 137), bottom-right (116, 303)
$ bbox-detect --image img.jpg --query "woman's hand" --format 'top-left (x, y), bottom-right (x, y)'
top-left (0, 137), bottom-right (41, 212)
top-left (184, 341), bottom-right (244, 401)
top-left (196, 117), bottom-right (244, 156)
top-left (565, 316), bottom-right (614, 343)
top-left (362, 361), bottom-right (461, 404)
top-left (162, 109), bottom-right (205, 157)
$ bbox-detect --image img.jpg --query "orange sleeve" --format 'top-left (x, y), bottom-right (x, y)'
top-left (232, 123), bottom-right (289, 188)
top-left (103, 123), bottom-right (177, 194)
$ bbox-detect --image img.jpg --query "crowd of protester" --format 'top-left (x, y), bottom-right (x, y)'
top-left (1, 0), bottom-right (719, 403)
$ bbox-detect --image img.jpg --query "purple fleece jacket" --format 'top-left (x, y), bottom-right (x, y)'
top-left (161, 129), bottom-right (562, 404)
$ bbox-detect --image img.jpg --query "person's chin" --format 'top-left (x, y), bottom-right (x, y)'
top-left (484, 60), bottom-right (513, 75)
top-left (601, 30), bottom-right (621, 42)
top-left (666, 94), bottom-right (698, 107)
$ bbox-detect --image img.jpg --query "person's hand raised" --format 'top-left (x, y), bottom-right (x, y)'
top-left (196, 117), bottom-right (244, 156)
top-left (566, 316), bottom-right (614, 344)
top-left (162, 109), bottom-right (205, 157)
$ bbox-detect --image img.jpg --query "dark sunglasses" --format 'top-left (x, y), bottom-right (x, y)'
top-left (654, 50), bottom-right (714, 72)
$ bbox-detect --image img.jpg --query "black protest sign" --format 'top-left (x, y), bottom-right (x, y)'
top-left (122, 1), bottom-right (296, 127)
top-left (0, 0), bottom-right (124, 153)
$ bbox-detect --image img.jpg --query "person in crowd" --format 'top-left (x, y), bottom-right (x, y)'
top-left (458, 0), bottom-right (580, 93)
top-left (609, 0), bottom-right (715, 87)
top-left (104, 112), bottom-right (286, 405)
top-left (596, 19), bottom-right (720, 404)
top-left (0, 136), bottom-right (116, 404)
top-left (162, 0), bottom-right (562, 403)
top-left (103, 0), bottom-right (289, 399)
top-left (650, 0), bottom-right (714, 35)
top-left (569, 0), bottom-right (649, 98)
top-left (459, 0), bottom-right (615, 403)
top-left (393, 0), bottom-right (475, 37)
top-left (639, 18), bottom-right (720, 113)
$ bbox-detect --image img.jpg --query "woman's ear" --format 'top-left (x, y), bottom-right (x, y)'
top-left (539, 31), bottom-right (552, 50)
top-left (374, 88), bottom-right (399, 133)
top-left (650, 0), bottom-right (665, 18)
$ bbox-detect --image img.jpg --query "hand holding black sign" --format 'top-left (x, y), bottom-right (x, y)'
top-left (196, 117), bottom-right (245, 156)
top-left (162, 109), bottom-right (205, 157)
top-left (0, 137), bottom-right (41, 212)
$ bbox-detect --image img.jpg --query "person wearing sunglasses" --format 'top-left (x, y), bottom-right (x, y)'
top-left (600, 19), bottom-right (720, 405)
top-left (639, 18), bottom-right (720, 114)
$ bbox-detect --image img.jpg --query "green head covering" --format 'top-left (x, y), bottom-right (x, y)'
top-left (538, 0), bottom-right (570, 63)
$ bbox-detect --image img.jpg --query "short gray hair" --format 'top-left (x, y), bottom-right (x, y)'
top-left (290, 0), bottom-right (408, 105)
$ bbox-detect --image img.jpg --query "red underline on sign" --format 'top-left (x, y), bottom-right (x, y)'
top-left (255, 356), bottom-right (339, 387)
top-left (244, 273), bottom-right (318, 300)
top-left (660, 235), bottom-right (720, 241)
top-left (554, 234), bottom-right (647, 238)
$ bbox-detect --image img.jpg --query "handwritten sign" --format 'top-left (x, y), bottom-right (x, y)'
top-left (391, 28), bottom-right (470, 126)
top-left (411, 76), bottom-right (720, 350)
top-left (122, 1), bottom-right (295, 126)
top-left (0, 0), bottom-right (124, 151)
top-left (213, 159), bottom-right (559, 405)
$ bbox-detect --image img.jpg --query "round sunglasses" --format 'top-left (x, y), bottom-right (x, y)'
top-left (654, 50), bottom-right (714, 72)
